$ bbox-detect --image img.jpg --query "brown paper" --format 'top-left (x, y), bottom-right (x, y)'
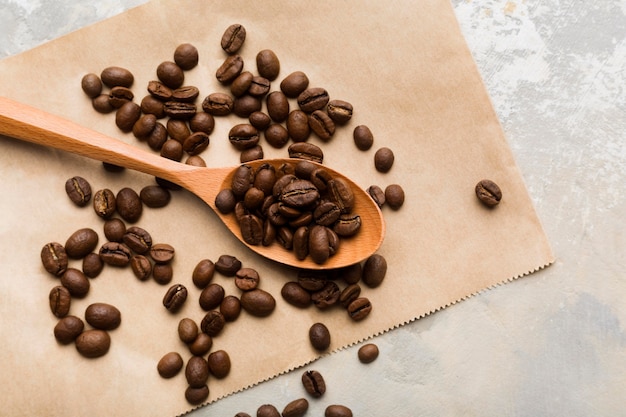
top-left (0, 0), bottom-right (554, 415)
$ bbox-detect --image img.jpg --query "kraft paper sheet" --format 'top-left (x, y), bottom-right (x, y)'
top-left (0, 1), bottom-right (554, 415)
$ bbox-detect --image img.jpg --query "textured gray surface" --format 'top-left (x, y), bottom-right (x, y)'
top-left (1, 0), bottom-right (624, 416)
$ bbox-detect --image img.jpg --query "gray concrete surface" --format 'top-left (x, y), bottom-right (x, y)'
top-left (1, 0), bottom-right (624, 416)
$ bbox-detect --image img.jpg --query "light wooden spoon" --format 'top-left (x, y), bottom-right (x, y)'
top-left (0, 96), bottom-right (385, 270)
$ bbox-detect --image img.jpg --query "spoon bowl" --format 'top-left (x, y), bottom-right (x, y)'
top-left (0, 96), bottom-right (385, 269)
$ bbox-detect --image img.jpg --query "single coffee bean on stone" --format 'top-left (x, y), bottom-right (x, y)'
top-left (64, 228), bottom-right (99, 259)
top-left (256, 49), bottom-right (280, 81)
top-left (200, 310), bottom-right (226, 337)
top-left (358, 343), bottom-right (379, 363)
top-left (221, 23), bottom-right (246, 54)
top-left (163, 284), bottom-right (188, 313)
top-left (192, 259), bottom-right (215, 288)
top-left (353, 125), bottom-right (374, 150)
top-left (99, 241), bottom-right (132, 267)
top-left (214, 254), bottom-right (242, 276)
top-left (199, 283), bottom-right (225, 311)
top-left (385, 184), bottom-right (405, 210)
top-left (362, 254), bottom-right (387, 288)
top-left (150, 243), bottom-right (175, 264)
top-left (65, 176), bottom-right (92, 207)
top-left (49, 285), bottom-right (72, 318)
top-left (130, 254), bottom-right (152, 281)
top-left (309, 322), bottom-right (331, 351)
top-left (282, 398), bottom-right (309, 417)
top-left (61, 268), bottom-right (90, 298)
top-left (220, 295), bottom-right (242, 322)
top-left (157, 352), bottom-right (184, 378)
top-left (301, 370), bottom-right (326, 398)
top-left (54, 315), bottom-right (85, 345)
top-left (280, 71), bottom-right (310, 98)
top-left (189, 332), bottom-right (213, 356)
top-left (207, 349), bottom-right (231, 378)
top-left (374, 147), bottom-right (395, 172)
top-left (475, 179), bottom-right (502, 207)
top-left (178, 318), bottom-right (199, 344)
top-left (93, 189), bottom-right (116, 219)
top-left (41, 242), bottom-right (68, 276)
top-left (185, 355), bottom-right (209, 388)
top-left (152, 263), bottom-right (174, 285)
top-left (185, 384), bottom-right (209, 405)
top-left (240, 289), bottom-right (276, 317)
top-left (325, 405), bottom-right (353, 417)
top-left (257, 404), bottom-right (280, 417)
top-left (82, 252), bottom-right (104, 278)
top-left (174, 43), bottom-right (199, 70)
top-left (140, 185), bottom-right (171, 208)
top-left (75, 329), bottom-right (111, 358)
top-left (81, 73), bottom-right (102, 98)
top-left (157, 61), bottom-right (185, 89)
top-left (327, 99), bottom-right (353, 124)
top-left (85, 302), bottom-right (121, 330)
top-left (347, 297), bottom-right (372, 321)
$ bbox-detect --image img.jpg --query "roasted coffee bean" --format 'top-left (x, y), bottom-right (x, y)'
top-left (164, 101), bottom-right (196, 119)
top-left (157, 352), bottom-right (184, 378)
top-left (358, 343), bottom-right (379, 363)
top-left (240, 289), bottom-right (276, 317)
top-left (101, 66), bottom-right (133, 88)
top-left (108, 86), bottom-right (134, 109)
top-left (174, 43), bottom-right (199, 70)
top-left (183, 132), bottom-right (210, 155)
top-left (256, 49), bottom-right (280, 80)
top-left (102, 162), bottom-right (125, 173)
top-left (178, 318), bottom-right (199, 344)
top-left (253, 163), bottom-right (277, 195)
top-left (221, 23), bottom-right (246, 54)
top-left (133, 114), bottom-right (157, 139)
top-left (157, 61), bottom-right (184, 89)
top-left (82, 253), bottom-right (104, 278)
top-left (282, 398), bottom-right (309, 417)
top-left (280, 179), bottom-right (319, 208)
top-left (207, 349), bottom-right (231, 378)
top-left (166, 118), bottom-right (191, 142)
top-left (475, 179), bottom-right (502, 207)
top-left (199, 283), bottom-right (225, 311)
top-left (54, 315), bottom-right (84, 344)
top-left (189, 333), bottom-right (213, 356)
top-left (311, 280), bottom-right (340, 309)
top-left (99, 241), bottom-right (132, 267)
top-left (64, 228), bottom-right (98, 259)
top-left (92, 94), bottom-right (115, 113)
top-left (200, 310), bottom-right (226, 337)
top-left (301, 370), bottom-right (326, 398)
top-left (333, 214), bottom-right (361, 237)
top-left (116, 187), bottom-right (143, 223)
top-left (152, 263), bottom-right (174, 285)
top-left (280, 71), bottom-right (309, 98)
top-left (309, 322), bottom-right (331, 351)
top-left (234, 267), bottom-right (260, 291)
top-left (314, 201), bottom-right (341, 226)
top-left (347, 297), bottom-right (372, 321)
top-left (61, 268), bottom-right (90, 298)
top-left (286, 110), bottom-right (311, 142)
top-left (192, 259), bottom-right (215, 288)
top-left (189, 111), bottom-right (215, 134)
top-left (257, 404), bottom-right (280, 417)
top-left (215, 189), bottom-right (237, 214)
top-left (362, 254), bottom-right (387, 288)
top-left (335, 262), bottom-right (362, 285)
top-left (248, 75), bottom-right (271, 97)
top-left (163, 284), bottom-right (188, 312)
top-left (147, 80), bottom-right (173, 100)
top-left (325, 405), bottom-right (353, 417)
top-left (75, 329), bottom-right (111, 358)
top-left (385, 184), bottom-right (405, 209)
top-left (65, 176), bottom-right (92, 207)
top-left (264, 123), bottom-right (289, 148)
top-left (139, 185), bottom-right (171, 208)
top-left (49, 285), bottom-right (71, 318)
top-left (202, 92), bottom-right (234, 116)
top-left (273, 173), bottom-right (297, 197)
top-left (249, 111), bottom-right (272, 131)
top-left (85, 302), bottom-right (121, 330)
top-left (353, 125), bottom-right (374, 150)
top-left (172, 86), bottom-right (199, 102)
top-left (328, 178), bottom-right (355, 214)
top-left (308, 225), bottom-right (331, 265)
top-left (186, 155), bottom-right (207, 167)
top-left (220, 295), bottom-right (241, 322)
top-left (150, 243), bottom-right (175, 263)
top-left (339, 284), bottom-right (361, 308)
top-left (277, 226), bottom-right (294, 250)
top-left (81, 73), bottom-right (102, 98)
top-left (266, 91), bottom-right (289, 122)
top-left (216, 54), bottom-right (244, 84)
top-left (297, 270), bottom-right (328, 291)
top-left (308, 110), bottom-right (335, 141)
top-left (231, 71), bottom-right (254, 97)
top-left (160, 138), bottom-right (184, 161)
top-left (185, 355), bottom-right (209, 388)
top-left (292, 226), bottom-right (310, 260)
top-left (233, 94), bottom-right (262, 118)
top-left (297, 87), bottom-right (329, 113)
top-left (240, 145), bottom-right (264, 162)
top-left (130, 255), bottom-right (152, 281)
top-left (93, 189), bottom-right (116, 219)
top-left (140, 95), bottom-right (166, 118)
top-left (374, 147), bottom-right (395, 172)
top-left (185, 385), bottom-right (209, 405)
top-left (146, 122), bottom-right (168, 150)
top-left (115, 101), bottom-right (141, 132)
top-left (310, 168), bottom-right (333, 192)
top-left (214, 254), bottom-right (242, 276)
top-left (366, 185), bottom-right (386, 208)
top-left (228, 124), bottom-right (259, 150)
top-left (103, 218), bottom-right (126, 242)
top-left (327, 99), bottom-right (353, 124)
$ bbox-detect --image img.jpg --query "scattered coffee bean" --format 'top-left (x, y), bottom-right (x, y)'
top-left (93, 189), bottom-right (116, 219)
top-left (157, 352), bottom-right (184, 378)
top-left (82, 252), bottom-right (104, 278)
top-left (286, 110), bottom-right (311, 142)
top-left (249, 111), bottom-right (272, 131)
top-left (75, 329), bottom-right (111, 358)
top-left (150, 243), bottom-right (175, 263)
top-left (157, 61), bottom-right (185, 89)
top-left (103, 218), bottom-right (126, 242)
top-left (207, 349), bottom-right (231, 378)
top-left (185, 355), bottom-right (209, 388)
top-left (362, 254), bottom-right (387, 288)
top-left (339, 284), bottom-right (361, 308)
top-left (280, 71), bottom-right (309, 98)
top-left (374, 147), bottom-right (395, 172)
top-left (85, 302), bottom-right (121, 330)
top-left (311, 280), bottom-right (341, 309)
top-left (214, 254), bottom-right (242, 276)
top-left (256, 49), bottom-right (280, 81)
top-left (49, 285), bottom-right (71, 318)
top-left (240, 289), bottom-right (276, 317)
top-left (99, 241), bottom-right (132, 267)
top-left (353, 125), bottom-right (374, 150)
top-left (327, 99), bottom-right (353, 124)
top-left (366, 185), bottom-right (386, 208)
top-left (234, 267), bottom-right (260, 291)
top-left (138, 185), bottom-right (171, 208)
top-left (100, 66), bottom-right (134, 88)
top-left (54, 315), bottom-right (84, 344)
top-left (297, 87), bottom-right (329, 113)
top-left (200, 310), bottom-right (226, 337)
top-left (185, 384), bottom-right (209, 405)
top-left (130, 254), bottom-right (152, 281)
top-left (347, 297), bottom-right (372, 321)
top-left (384, 184), bottom-right (405, 210)
top-left (192, 259), bottom-right (215, 288)
top-left (325, 405), bottom-right (353, 417)
top-left (281, 281), bottom-right (312, 308)
top-left (199, 283), bottom-right (225, 311)
top-left (174, 43), bottom-right (199, 70)
top-left (163, 284), bottom-right (188, 312)
top-left (288, 142), bottom-right (323, 163)
top-left (178, 318), bottom-right (199, 344)
top-left (358, 343), bottom-right (379, 363)
top-left (216, 54), bottom-right (244, 84)
top-left (282, 398), bottom-right (309, 417)
top-left (81, 73), bottom-right (102, 98)
top-left (65, 228), bottom-right (99, 259)
top-left (309, 322), bottom-right (331, 351)
top-left (221, 23), bottom-right (246, 54)
top-left (189, 332), bottom-right (213, 356)
top-left (115, 101), bottom-right (142, 132)
top-left (220, 295), bottom-right (242, 322)
top-left (92, 94), bottom-right (115, 113)
top-left (152, 263), bottom-right (174, 285)
top-left (475, 179), bottom-right (502, 207)
top-left (301, 370), bottom-right (326, 398)
top-left (60, 268), bottom-right (90, 298)
top-left (65, 176), bottom-right (92, 207)
top-left (41, 242), bottom-right (68, 276)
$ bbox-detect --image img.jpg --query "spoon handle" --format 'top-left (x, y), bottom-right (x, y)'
top-left (0, 96), bottom-right (190, 184)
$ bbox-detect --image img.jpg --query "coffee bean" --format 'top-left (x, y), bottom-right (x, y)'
top-left (308, 110), bottom-right (335, 141)
top-left (147, 80), bottom-right (173, 100)
top-left (200, 310), bottom-right (226, 336)
top-left (282, 398), bottom-right (309, 417)
top-left (358, 343), bottom-right (379, 363)
top-left (99, 241), bottom-right (132, 267)
top-left (327, 100), bottom-right (353, 124)
top-left (264, 123), bottom-right (289, 148)
top-left (152, 263), bottom-right (174, 285)
top-left (248, 75), bottom-right (271, 97)
top-left (309, 322), bottom-right (331, 351)
top-left (54, 315), bottom-right (84, 344)
top-left (186, 155), bottom-right (207, 167)
top-left (93, 189), bottom-right (116, 219)
top-left (75, 329), bottom-right (111, 358)
top-left (189, 333), bottom-right (213, 356)
top-left (234, 267), bottom-right (260, 291)
top-left (183, 132), bottom-right (210, 155)
top-left (185, 384), bottom-right (209, 405)
top-left (353, 125), bottom-right (374, 150)
top-left (185, 355), bottom-right (209, 388)
top-left (311, 280), bottom-right (340, 309)
top-left (220, 295), bottom-right (241, 322)
top-left (100, 66), bottom-right (133, 88)
top-left (385, 184), bottom-right (405, 209)
top-left (280, 179), bottom-right (319, 209)
top-left (221, 24), bottom-right (246, 54)
top-left (102, 162), bottom-right (125, 173)
top-left (256, 49), bottom-right (280, 81)
top-left (92, 94), bottom-right (115, 113)
top-left (81, 73), bottom-right (102, 98)
top-left (301, 370), bottom-right (326, 398)
top-left (61, 268), bottom-right (90, 298)
top-left (116, 187), bottom-right (143, 223)
top-left (297, 270), bottom-right (328, 291)
top-left (366, 185), bottom-right (386, 208)
top-left (228, 123), bottom-right (260, 150)
top-left (63, 228), bottom-right (99, 260)
top-left (178, 318), bottom-right (199, 344)
top-left (150, 243), bottom-right (175, 264)
top-left (174, 43), bottom-right (199, 70)
top-left (65, 176), bottom-right (92, 207)
top-left (207, 349), bottom-right (231, 378)
top-left (147, 122), bottom-right (168, 150)
top-left (374, 147), bottom-right (395, 172)
top-left (82, 252), bottom-right (104, 278)
top-left (362, 254), bottom-right (387, 288)
top-left (308, 225), bottom-right (330, 265)
top-left (133, 114), bottom-right (157, 139)
top-left (240, 289), bottom-right (276, 317)
top-left (257, 404), bottom-right (280, 417)
top-left (189, 112), bottom-right (215, 134)
top-left (339, 284), bottom-right (361, 308)
top-left (157, 352), bottom-right (184, 378)
top-left (325, 405), bottom-right (353, 417)
top-left (214, 254), bottom-right (242, 276)
top-left (130, 254), bottom-right (152, 281)
top-left (328, 178), bottom-right (354, 214)
top-left (233, 94), bottom-right (262, 118)
top-left (115, 101), bottom-right (141, 132)
top-left (139, 185), bottom-right (171, 208)
top-left (297, 87), bottom-right (329, 113)
top-left (475, 179), bottom-right (502, 207)
top-left (164, 101), bottom-right (197, 119)
top-left (333, 214), bottom-right (362, 237)
top-left (292, 226), bottom-right (310, 260)
top-left (102, 218), bottom-right (125, 242)
top-left (192, 259), bottom-right (215, 288)
top-left (49, 285), bottom-right (71, 318)
top-left (249, 111), bottom-right (272, 131)
top-left (166, 118), bottom-right (191, 142)
top-left (163, 284), bottom-right (188, 312)
top-left (240, 145), bottom-right (264, 162)
top-left (280, 71), bottom-right (309, 98)
top-left (235, 413), bottom-right (252, 417)
top-left (281, 281), bottom-right (312, 308)
top-left (108, 88), bottom-right (133, 109)
top-left (160, 139), bottom-right (184, 161)
top-left (157, 61), bottom-right (184, 89)
top-left (347, 297), bottom-right (372, 321)
top-left (199, 283), bottom-right (225, 311)
top-left (231, 71), bottom-right (254, 97)
top-left (173, 85), bottom-right (200, 102)
top-left (122, 225), bottom-right (153, 255)
top-left (202, 92), bottom-right (234, 116)
top-left (85, 302), bottom-right (121, 330)
top-left (140, 95), bottom-right (166, 118)
top-left (216, 54), bottom-right (244, 84)
top-left (266, 91), bottom-right (289, 122)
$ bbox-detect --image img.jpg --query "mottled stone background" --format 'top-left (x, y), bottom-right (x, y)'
top-left (1, 1), bottom-right (624, 415)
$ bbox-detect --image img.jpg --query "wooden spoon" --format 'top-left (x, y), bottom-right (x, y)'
top-left (0, 96), bottom-right (385, 270)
